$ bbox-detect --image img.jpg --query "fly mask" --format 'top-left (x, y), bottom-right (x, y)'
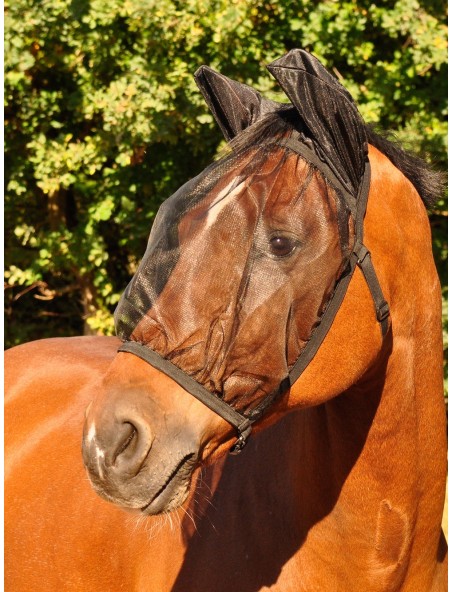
top-left (114, 50), bottom-right (390, 453)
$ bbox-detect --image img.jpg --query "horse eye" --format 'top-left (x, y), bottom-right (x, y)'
top-left (269, 235), bottom-right (296, 258)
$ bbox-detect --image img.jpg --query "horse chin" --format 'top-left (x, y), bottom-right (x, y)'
top-left (139, 452), bottom-right (197, 515)
top-left (85, 450), bottom-right (198, 516)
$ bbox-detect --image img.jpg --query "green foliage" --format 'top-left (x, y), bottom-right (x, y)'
top-left (5, 0), bottom-right (447, 378)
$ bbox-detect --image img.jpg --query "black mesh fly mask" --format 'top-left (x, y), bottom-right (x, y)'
top-left (114, 50), bottom-right (390, 453)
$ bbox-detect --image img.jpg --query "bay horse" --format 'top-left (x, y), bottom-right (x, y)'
top-left (5, 50), bottom-right (447, 591)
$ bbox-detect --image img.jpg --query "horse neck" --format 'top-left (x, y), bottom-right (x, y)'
top-left (362, 144), bottom-right (445, 445)
top-left (294, 146), bottom-right (448, 543)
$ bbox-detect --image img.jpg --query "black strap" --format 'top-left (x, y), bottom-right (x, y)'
top-left (281, 136), bottom-right (357, 216)
top-left (285, 260), bottom-right (357, 389)
top-left (282, 160), bottom-right (389, 389)
top-left (284, 243), bottom-right (389, 397)
top-left (353, 244), bottom-right (390, 337)
top-left (117, 341), bottom-right (252, 454)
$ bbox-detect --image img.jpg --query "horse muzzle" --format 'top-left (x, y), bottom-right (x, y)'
top-left (81, 388), bottom-right (199, 515)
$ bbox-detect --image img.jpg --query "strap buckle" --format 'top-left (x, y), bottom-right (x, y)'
top-left (354, 244), bottom-right (370, 265)
top-left (377, 301), bottom-right (390, 322)
top-left (353, 242), bottom-right (391, 337)
top-left (230, 434), bottom-right (248, 455)
top-left (229, 419), bottom-right (252, 455)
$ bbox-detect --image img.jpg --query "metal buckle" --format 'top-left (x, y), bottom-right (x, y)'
top-left (354, 244), bottom-right (370, 265)
top-left (377, 301), bottom-right (390, 322)
top-left (230, 434), bottom-right (247, 455)
top-left (229, 419), bottom-right (252, 455)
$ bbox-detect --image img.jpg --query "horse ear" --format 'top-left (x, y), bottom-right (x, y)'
top-left (267, 49), bottom-right (367, 195)
top-left (194, 66), bottom-right (282, 141)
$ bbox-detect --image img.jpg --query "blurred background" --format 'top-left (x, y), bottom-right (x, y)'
top-left (4, 0), bottom-right (447, 390)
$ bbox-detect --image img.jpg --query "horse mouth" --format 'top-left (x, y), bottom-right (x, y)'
top-left (140, 453), bottom-right (197, 515)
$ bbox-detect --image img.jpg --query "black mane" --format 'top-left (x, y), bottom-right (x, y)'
top-left (228, 109), bottom-right (445, 209)
top-left (365, 125), bottom-right (445, 209)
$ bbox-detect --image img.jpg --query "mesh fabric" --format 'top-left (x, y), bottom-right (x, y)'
top-left (115, 136), bottom-right (354, 414)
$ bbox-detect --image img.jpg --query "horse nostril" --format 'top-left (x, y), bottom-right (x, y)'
top-left (113, 422), bottom-right (137, 465)
top-left (82, 408), bottom-right (155, 483)
top-left (110, 418), bottom-right (154, 477)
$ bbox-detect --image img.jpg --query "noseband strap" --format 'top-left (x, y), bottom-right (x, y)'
top-left (117, 340), bottom-right (252, 453)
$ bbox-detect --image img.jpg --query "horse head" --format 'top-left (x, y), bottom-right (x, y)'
top-left (82, 50), bottom-right (392, 515)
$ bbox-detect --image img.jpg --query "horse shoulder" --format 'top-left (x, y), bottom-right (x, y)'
top-left (5, 336), bottom-right (119, 451)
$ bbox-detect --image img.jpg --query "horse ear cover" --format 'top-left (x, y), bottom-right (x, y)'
top-left (194, 65), bottom-right (282, 141)
top-left (267, 49), bottom-right (368, 196)
top-left (195, 50), bottom-right (368, 198)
